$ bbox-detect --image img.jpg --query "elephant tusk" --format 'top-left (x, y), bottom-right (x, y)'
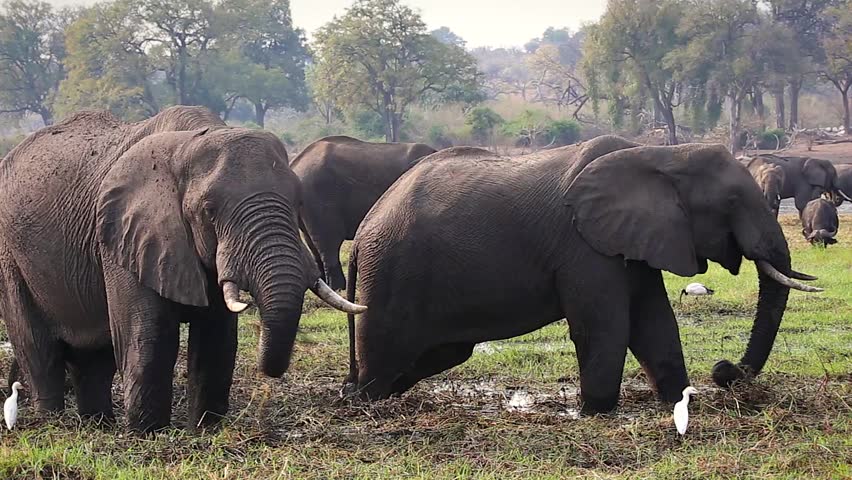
top-left (222, 281), bottom-right (249, 313)
top-left (788, 269), bottom-right (818, 281)
top-left (310, 279), bottom-right (368, 314)
top-left (757, 261), bottom-right (823, 293)
top-left (840, 189), bottom-right (852, 202)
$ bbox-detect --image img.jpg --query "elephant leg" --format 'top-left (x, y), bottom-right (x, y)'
top-left (103, 261), bottom-right (180, 433)
top-left (66, 346), bottom-right (116, 421)
top-left (185, 302), bottom-right (237, 431)
top-left (390, 342), bottom-right (475, 395)
top-left (558, 267), bottom-right (630, 414)
top-left (301, 211), bottom-right (346, 290)
top-left (300, 220), bottom-right (326, 282)
top-left (627, 266), bottom-right (689, 403)
top-left (0, 264), bottom-right (65, 411)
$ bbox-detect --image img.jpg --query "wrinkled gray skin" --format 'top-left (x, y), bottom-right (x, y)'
top-left (747, 161), bottom-right (786, 216)
top-left (801, 198), bottom-right (839, 246)
top-left (830, 164), bottom-right (852, 206)
top-left (0, 106), bottom-right (360, 432)
top-left (745, 154), bottom-right (840, 213)
top-left (291, 136), bottom-right (436, 290)
top-left (344, 136), bottom-right (821, 413)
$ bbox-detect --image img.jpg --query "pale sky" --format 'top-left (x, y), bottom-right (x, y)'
top-left (45, 0), bottom-right (607, 49)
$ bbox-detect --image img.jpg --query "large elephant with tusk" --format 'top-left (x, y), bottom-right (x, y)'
top-left (344, 136), bottom-right (822, 412)
top-left (0, 106), bottom-right (365, 432)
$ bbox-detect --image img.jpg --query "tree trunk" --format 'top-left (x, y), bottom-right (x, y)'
top-left (752, 86), bottom-right (766, 129)
top-left (254, 103), bottom-right (266, 128)
top-left (842, 88), bottom-right (850, 136)
top-left (788, 78), bottom-right (801, 130)
top-left (772, 86), bottom-right (785, 129)
top-left (39, 108), bottom-right (54, 127)
top-left (728, 94), bottom-right (743, 154)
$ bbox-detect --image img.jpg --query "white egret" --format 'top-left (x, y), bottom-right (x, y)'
top-left (673, 386), bottom-right (698, 435)
top-left (679, 283), bottom-right (714, 303)
top-left (4, 381), bottom-right (22, 430)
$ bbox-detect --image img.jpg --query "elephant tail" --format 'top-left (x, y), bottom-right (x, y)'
top-left (346, 246), bottom-right (359, 386)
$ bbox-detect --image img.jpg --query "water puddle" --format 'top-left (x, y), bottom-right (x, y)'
top-left (473, 340), bottom-right (568, 355)
top-left (429, 379), bottom-right (580, 418)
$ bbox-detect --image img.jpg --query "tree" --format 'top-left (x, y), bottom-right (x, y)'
top-left (583, 0), bottom-right (686, 144)
top-left (58, 0), bottom-right (159, 120)
top-left (213, 0), bottom-right (309, 127)
top-left (0, 0), bottom-right (73, 125)
top-left (671, 0), bottom-right (794, 153)
top-left (527, 43), bottom-right (588, 117)
top-left (431, 26), bottom-right (465, 48)
top-left (820, 2), bottom-right (852, 134)
top-left (465, 106), bottom-right (503, 145)
top-left (140, 0), bottom-right (218, 108)
top-left (766, 0), bottom-right (841, 129)
top-left (472, 47), bottom-right (534, 100)
top-left (312, 0), bottom-right (481, 142)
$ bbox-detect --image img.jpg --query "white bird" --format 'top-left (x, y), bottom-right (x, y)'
top-left (673, 386), bottom-right (698, 435)
top-left (4, 381), bottom-right (22, 430)
top-left (679, 282), bottom-right (714, 303)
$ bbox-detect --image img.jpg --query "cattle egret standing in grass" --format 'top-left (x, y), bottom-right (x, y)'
top-left (4, 381), bottom-right (22, 430)
top-left (673, 386), bottom-right (698, 435)
top-left (679, 283), bottom-right (714, 303)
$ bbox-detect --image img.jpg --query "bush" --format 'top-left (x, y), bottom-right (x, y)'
top-left (277, 132), bottom-right (296, 146)
top-left (346, 109), bottom-right (385, 140)
top-left (501, 110), bottom-right (580, 147)
top-left (547, 119), bottom-right (581, 146)
top-left (465, 107), bottom-right (504, 145)
top-left (756, 128), bottom-right (787, 149)
top-left (426, 125), bottom-right (454, 149)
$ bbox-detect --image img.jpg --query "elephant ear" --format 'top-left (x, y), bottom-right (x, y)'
top-left (802, 157), bottom-right (830, 187)
top-left (564, 147), bottom-right (700, 277)
top-left (96, 136), bottom-right (209, 307)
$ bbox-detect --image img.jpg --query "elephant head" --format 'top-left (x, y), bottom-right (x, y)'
top-left (96, 127), bottom-right (365, 377)
top-left (794, 157), bottom-right (839, 211)
top-left (749, 162), bottom-right (785, 216)
top-left (564, 143), bottom-right (821, 388)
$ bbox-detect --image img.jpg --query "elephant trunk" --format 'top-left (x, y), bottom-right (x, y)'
top-left (712, 254), bottom-right (809, 387)
top-left (218, 197), bottom-right (312, 378)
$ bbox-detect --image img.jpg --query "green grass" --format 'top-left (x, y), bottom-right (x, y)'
top-left (1, 215), bottom-right (850, 479)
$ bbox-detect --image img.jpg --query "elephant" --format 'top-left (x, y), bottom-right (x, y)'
top-left (801, 198), bottom-right (839, 246)
top-left (745, 154), bottom-right (840, 214)
top-left (291, 136), bottom-right (436, 290)
top-left (829, 164), bottom-right (852, 206)
top-left (747, 160), bottom-right (785, 216)
top-left (0, 106), bottom-right (365, 432)
top-left (342, 135), bottom-right (822, 413)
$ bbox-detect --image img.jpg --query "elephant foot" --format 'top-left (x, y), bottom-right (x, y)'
top-left (579, 393), bottom-right (619, 414)
top-left (712, 360), bottom-right (754, 387)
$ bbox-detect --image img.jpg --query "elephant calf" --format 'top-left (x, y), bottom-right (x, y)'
top-left (291, 136), bottom-right (436, 290)
top-left (801, 198), bottom-right (839, 246)
top-left (344, 135), bottom-right (822, 413)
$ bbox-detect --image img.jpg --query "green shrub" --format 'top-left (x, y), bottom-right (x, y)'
top-left (426, 125), bottom-right (454, 148)
top-left (547, 119), bottom-right (581, 146)
top-left (465, 107), bottom-right (504, 144)
top-left (346, 109), bottom-right (385, 139)
top-left (279, 132), bottom-right (296, 146)
top-left (756, 128), bottom-right (787, 149)
top-left (241, 121), bottom-right (262, 130)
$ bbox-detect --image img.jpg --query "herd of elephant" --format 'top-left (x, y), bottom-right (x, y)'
top-left (745, 154), bottom-right (850, 246)
top-left (0, 106), bottom-right (833, 433)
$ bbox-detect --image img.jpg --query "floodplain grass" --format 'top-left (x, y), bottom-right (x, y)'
top-left (0, 215), bottom-right (850, 479)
